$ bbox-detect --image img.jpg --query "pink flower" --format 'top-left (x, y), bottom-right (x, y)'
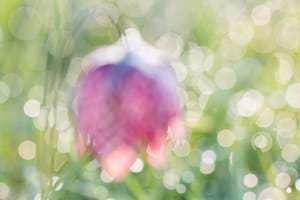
top-left (73, 30), bottom-right (185, 181)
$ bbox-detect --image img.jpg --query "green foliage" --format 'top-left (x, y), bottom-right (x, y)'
top-left (1, 0), bottom-right (300, 200)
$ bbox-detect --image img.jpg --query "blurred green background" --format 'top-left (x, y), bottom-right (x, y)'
top-left (1, 0), bottom-right (300, 199)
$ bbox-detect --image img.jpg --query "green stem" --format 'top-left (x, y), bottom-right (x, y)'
top-left (125, 177), bottom-right (146, 199)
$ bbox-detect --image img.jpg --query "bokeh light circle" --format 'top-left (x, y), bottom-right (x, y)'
top-left (23, 99), bottom-right (40, 118)
top-left (171, 62), bottom-right (188, 82)
top-left (275, 18), bottom-right (300, 50)
top-left (200, 161), bottom-right (215, 175)
top-left (201, 150), bottom-right (217, 164)
top-left (0, 182), bottom-right (9, 199)
top-left (156, 32), bottom-right (183, 59)
top-left (176, 184), bottom-right (186, 194)
top-left (129, 158), bottom-right (144, 173)
top-left (281, 144), bottom-right (300, 162)
top-left (163, 170), bottom-right (180, 190)
top-left (243, 173), bottom-right (258, 188)
top-left (235, 90), bottom-right (264, 117)
top-left (243, 191), bottom-right (256, 200)
top-left (217, 129), bottom-right (235, 148)
top-left (275, 53), bottom-right (294, 85)
top-left (251, 4), bottom-right (272, 26)
top-left (214, 67), bottom-right (237, 90)
top-left (18, 140), bottom-right (36, 160)
top-left (181, 171), bottom-right (195, 183)
top-left (255, 107), bottom-right (274, 128)
top-left (228, 19), bottom-right (254, 46)
top-left (257, 187), bottom-right (285, 200)
top-left (276, 115), bottom-right (297, 138)
top-left (286, 83), bottom-right (300, 109)
top-left (275, 172), bottom-right (291, 189)
top-left (173, 142), bottom-right (191, 157)
top-left (251, 132), bottom-right (273, 152)
top-left (188, 46), bottom-right (205, 72)
top-left (295, 179), bottom-right (300, 191)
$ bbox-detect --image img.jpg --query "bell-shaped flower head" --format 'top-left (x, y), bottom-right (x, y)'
top-left (73, 28), bottom-right (185, 181)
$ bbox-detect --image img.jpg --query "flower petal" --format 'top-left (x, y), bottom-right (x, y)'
top-left (101, 144), bottom-right (137, 182)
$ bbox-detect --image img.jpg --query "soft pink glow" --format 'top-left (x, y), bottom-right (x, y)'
top-left (73, 38), bottom-right (185, 181)
top-left (101, 144), bottom-right (137, 182)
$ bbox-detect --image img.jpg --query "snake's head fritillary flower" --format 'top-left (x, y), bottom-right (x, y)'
top-left (73, 29), bottom-right (185, 181)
